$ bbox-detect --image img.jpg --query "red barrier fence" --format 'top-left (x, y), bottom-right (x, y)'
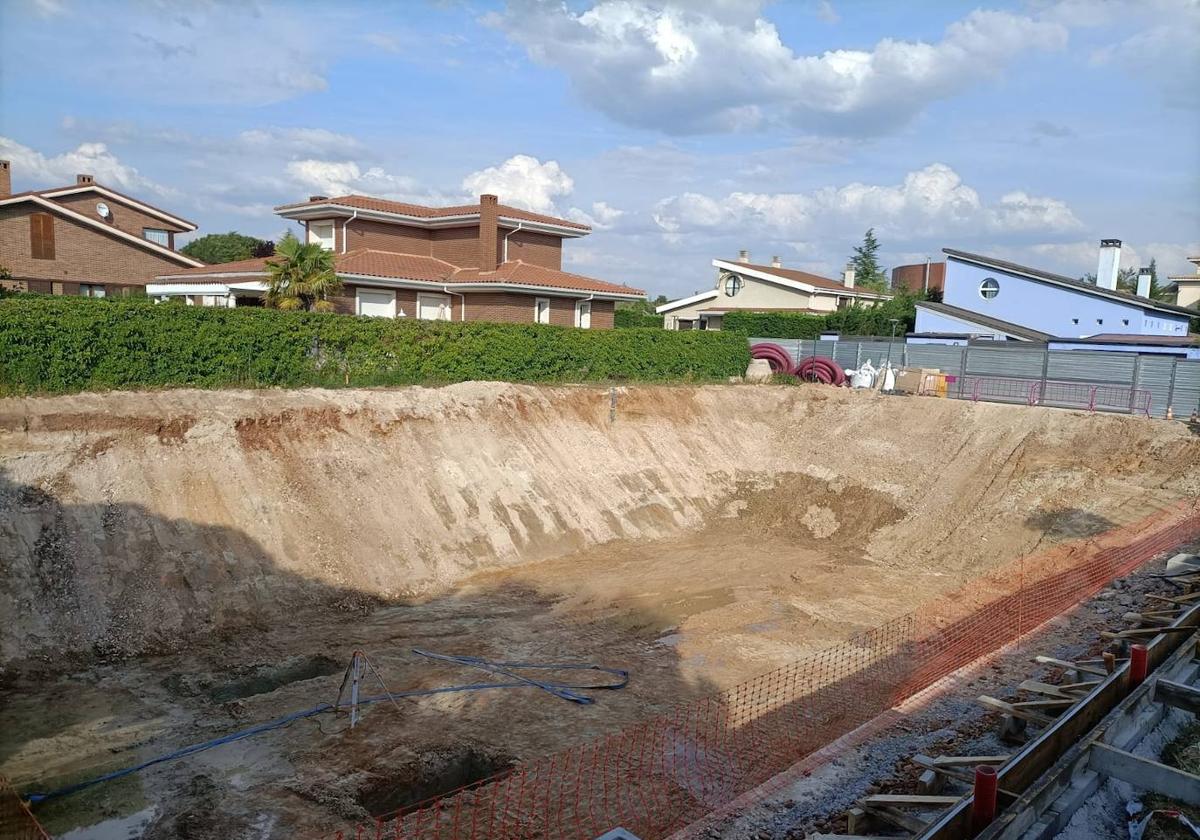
top-left (330, 501), bottom-right (1200, 840)
top-left (961, 375), bottom-right (1153, 416)
top-left (0, 775), bottom-right (50, 840)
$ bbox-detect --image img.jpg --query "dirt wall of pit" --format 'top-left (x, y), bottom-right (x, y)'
top-left (2, 383), bottom-right (1198, 666)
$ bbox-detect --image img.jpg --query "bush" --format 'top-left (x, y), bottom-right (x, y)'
top-left (722, 292), bottom-right (923, 339)
top-left (0, 296), bottom-right (751, 395)
top-left (614, 308), bottom-right (664, 329)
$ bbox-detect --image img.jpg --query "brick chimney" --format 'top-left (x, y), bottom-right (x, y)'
top-left (0, 160), bottom-right (10, 198)
top-left (737, 249), bottom-right (750, 264)
top-left (76, 173), bottom-right (95, 185)
top-left (771, 255), bottom-right (782, 268)
top-left (479, 194), bottom-right (499, 272)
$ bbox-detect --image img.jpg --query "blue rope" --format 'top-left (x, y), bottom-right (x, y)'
top-left (23, 650), bottom-right (628, 804)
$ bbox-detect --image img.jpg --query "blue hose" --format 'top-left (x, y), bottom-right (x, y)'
top-left (23, 650), bottom-right (628, 804)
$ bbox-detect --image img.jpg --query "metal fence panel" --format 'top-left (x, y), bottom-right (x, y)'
top-left (965, 346), bottom-right (1047, 378)
top-left (906, 345), bottom-right (967, 376)
top-left (1135, 357), bottom-right (1176, 418)
top-left (1169, 360), bottom-right (1200, 418)
top-left (833, 342), bottom-right (860, 368)
top-left (1047, 351), bottom-right (1136, 384)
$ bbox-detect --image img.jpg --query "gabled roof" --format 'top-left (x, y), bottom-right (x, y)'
top-left (274, 194), bottom-right (589, 235)
top-left (154, 249), bottom-right (643, 297)
top-left (6, 183), bottom-right (197, 230)
top-left (916, 300), bottom-right (1053, 342)
top-left (712, 258), bottom-right (892, 299)
top-left (943, 248), bottom-right (1198, 318)
top-left (0, 193), bottom-right (203, 267)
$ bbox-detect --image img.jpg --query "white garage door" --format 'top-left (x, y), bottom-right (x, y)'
top-left (356, 288), bottom-right (395, 318)
top-left (418, 293), bottom-right (453, 321)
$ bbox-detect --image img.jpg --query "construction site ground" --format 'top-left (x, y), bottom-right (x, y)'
top-left (2, 383), bottom-right (1199, 839)
top-left (690, 539), bottom-right (1200, 839)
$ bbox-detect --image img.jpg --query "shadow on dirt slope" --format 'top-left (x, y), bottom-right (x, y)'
top-left (0, 468), bottom-right (716, 840)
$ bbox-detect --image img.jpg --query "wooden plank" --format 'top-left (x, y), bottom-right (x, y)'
top-left (977, 696), bottom-right (1055, 726)
top-left (927, 755), bottom-right (1010, 768)
top-left (1017, 681), bottom-right (1091, 699)
top-left (867, 805), bottom-right (930, 834)
top-left (1088, 743), bottom-right (1200, 806)
top-left (1010, 698), bottom-right (1077, 710)
top-left (1100, 625), bottom-right (1196, 639)
top-left (918, 604), bottom-right (1200, 840)
top-left (1033, 656), bottom-right (1108, 677)
top-left (862, 794), bottom-right (961, 807)
top-left (912, 756), bottom-right (1019, 797)
top-left (1154, 679), bottom-right (1200, 715)
top-left (1145, 592), bottom-right (1200, 606)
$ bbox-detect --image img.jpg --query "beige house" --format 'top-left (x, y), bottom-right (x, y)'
top-left (1168, 255), bottom-right (1200, 309)
top-left (656, 252), bottom-right (891, 330)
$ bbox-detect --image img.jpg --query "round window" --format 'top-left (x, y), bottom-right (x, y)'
top-left (723, 273), bottom-right (744, 297)
top-left (979, 278), bottom-right (1000, 299)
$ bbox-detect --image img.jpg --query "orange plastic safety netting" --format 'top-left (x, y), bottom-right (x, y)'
top-left (0, 775), bottom-right (51, 840)
top-left (329, 500), bottom-right (1200, 840)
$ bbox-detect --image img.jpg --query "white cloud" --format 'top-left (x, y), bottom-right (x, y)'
top-left (567, 201), bottom-right (626, 229)
top-left (238, 128), bottom-right (365, 157)
top-left (0, 136), bottom-right (173, 196)
top-left (488, 2), bottom-right (1068, 134)
top-left (31, 0), bottom-right (64, 17)
top-left (461, 154), bottom-right (575, 213)
top-left (652, 163), bottom-right (1083, 241)
top-left (815, 1), bottom-right (839, 24)
top-left (284, 160), bottom-right (422, 200)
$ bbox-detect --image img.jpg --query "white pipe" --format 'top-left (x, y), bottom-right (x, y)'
top-left (443, 285), bottom-right (466, 321)
top-left (502, 221), bottom-right (525, 264)
top-left (342, 209), bottom-right (359, 254)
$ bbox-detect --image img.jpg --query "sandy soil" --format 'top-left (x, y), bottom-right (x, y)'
top-left (2, 383), bottom-right (1199, 838)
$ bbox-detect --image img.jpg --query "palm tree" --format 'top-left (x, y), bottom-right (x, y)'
top-left (265, 232), bottom-right (341, 312)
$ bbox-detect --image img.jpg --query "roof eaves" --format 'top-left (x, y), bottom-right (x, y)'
top-left (943, 248), bottom-right (1198, 318)
top-left (39, 184), bottom-right (197, 230)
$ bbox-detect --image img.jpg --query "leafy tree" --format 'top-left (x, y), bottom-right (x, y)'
top-left (181, 232), bottom-right (275, 265)
top-left (264, 232), bottom-right (341, 312)
top-left (850, 228), bottom-right (888, 292)
top-left (615, 295), bottom-right (667, 328)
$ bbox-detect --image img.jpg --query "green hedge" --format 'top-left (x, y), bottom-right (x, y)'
top-left (0, 295), bottom-right (750, 394)
top-left (722, 292), bottom-right (923, 339)
top-left (614, 308), bottom-right (664, 329)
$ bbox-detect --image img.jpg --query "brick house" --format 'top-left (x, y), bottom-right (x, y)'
top-left (148, 193), bottom-right (643, 328)
top-left (0, 160), bottom-right (202, 296)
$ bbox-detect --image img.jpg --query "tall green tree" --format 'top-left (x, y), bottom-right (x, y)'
top-left (181, 232), bottom-right (275, 264)
top-left (264, 232), bottom-right (341, 312)
top-left (850, 228), bottom-right (889, 292)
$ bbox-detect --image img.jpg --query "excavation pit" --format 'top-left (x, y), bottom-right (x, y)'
top-left (1, 383), bottom-right (1198, 838)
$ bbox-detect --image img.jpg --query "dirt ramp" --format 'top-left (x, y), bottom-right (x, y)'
top-left (2, 383), bottom-right (1198, 667)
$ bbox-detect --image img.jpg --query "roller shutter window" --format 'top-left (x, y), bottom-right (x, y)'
top-left (30, 213), bottom-right (55, 260)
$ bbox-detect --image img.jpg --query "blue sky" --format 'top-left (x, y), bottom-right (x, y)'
top-left (1, 0), bottom-right (1196, 298)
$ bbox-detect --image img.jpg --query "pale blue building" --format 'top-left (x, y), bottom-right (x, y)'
top-left (912, 245), bottom-right (1198, 358)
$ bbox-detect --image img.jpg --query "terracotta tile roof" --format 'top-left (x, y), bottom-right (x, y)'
top-left (155, 250), bottom-right (643, 296)
top-left (274, 194), bottom-right (590, 231)
top-left (450, 261), bottom-right (642, 295)
top-left (722, 259), bottom-right (872, 294)
top-left (340, 251), bottom-right (458, 282)
top-left (5, 182), bottom-right (197, 229)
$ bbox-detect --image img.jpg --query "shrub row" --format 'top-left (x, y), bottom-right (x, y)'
top-left (614, 308), bottom-right (664, 329)
top-left (722, 292), bottom-right (923, 339)
top-left (0, 295), bottom-right (751, 394)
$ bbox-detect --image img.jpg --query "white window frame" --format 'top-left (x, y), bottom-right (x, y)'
top-left (575, 299), bottom-right (592, 329)
top-left (308, 221), bottom-right (335, 251)
top-left (142, 228), bottom-right (169, 247)
top-left (79, 283), bottom-right (106, 298)
top-left (979, 278), bottom-right (1000, 300)
top-left (356, 287), bottom-right (397, 318)
top-left (534, 297), bottom-right (551, 324)
top-left (417, 292), bottom-right (453, 321)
